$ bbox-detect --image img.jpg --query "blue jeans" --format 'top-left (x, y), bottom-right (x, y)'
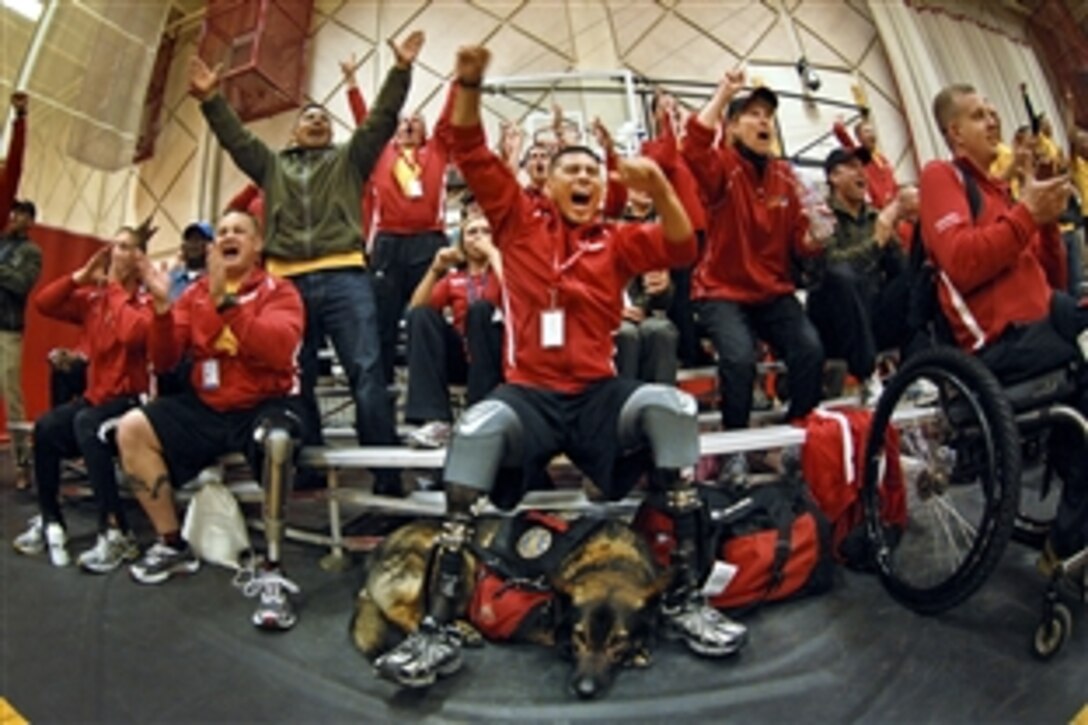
top-left (289, 268), bottom-right (396, 448)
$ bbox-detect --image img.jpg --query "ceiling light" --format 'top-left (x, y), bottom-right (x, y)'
top-left (2, 0), bottom-right (43, 22)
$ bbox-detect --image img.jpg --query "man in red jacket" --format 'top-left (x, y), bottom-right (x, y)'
top-left (369, 100), bottom-right (452, 385)
top-left (681, 70), bottom-right (825, 479)
top-left (14, 224), bottom-right (154, 571)
top-left (116, 210), bottom-right (307, 631)
top-left (920, 83), bottom-right (1084, 565)
top-left (372, 46), bottom-right (747, 691)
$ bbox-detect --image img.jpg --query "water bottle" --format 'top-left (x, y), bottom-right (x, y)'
top-left (802, 181), bottom-right (836, 244)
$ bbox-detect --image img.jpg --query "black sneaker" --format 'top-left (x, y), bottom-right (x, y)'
top-left (129, 541), bottom-right (200, 584)
top-left (373, 617), bottom-right (464, 688)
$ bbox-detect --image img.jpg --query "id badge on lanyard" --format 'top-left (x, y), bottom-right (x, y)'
top-left (201, 359), bottom-right (221, 390)
top-left (541, 285), bottom-right (565, 348)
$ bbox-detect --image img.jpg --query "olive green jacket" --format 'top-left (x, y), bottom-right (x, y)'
top-left (201, 66), bottom-right (411, 263)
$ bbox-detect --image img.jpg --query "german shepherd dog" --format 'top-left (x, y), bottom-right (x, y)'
top-left (352, 516), bottom-right (671, 699)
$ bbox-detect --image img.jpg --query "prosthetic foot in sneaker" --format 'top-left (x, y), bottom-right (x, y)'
top-left (373, 616), bottom-right (464, 688)
top-left (663, 596), bottom-right (748, 657)
top-left (243, 567), bottom-right (301, 631)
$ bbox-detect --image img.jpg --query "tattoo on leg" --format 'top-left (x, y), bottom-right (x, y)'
top-left (122, 473), bottom-right (171, 500)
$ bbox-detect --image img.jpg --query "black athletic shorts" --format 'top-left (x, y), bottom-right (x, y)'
top-left (141, 390), bottom-right (305, 486)
top-left (482, 378), bottom-right (651, 507)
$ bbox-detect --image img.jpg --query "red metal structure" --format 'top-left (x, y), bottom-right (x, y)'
top-left (198, 0), bottom-right (314, 123)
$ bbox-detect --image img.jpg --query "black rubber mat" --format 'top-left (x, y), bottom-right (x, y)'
top-left (1, 492), bottom-right (1083, 723)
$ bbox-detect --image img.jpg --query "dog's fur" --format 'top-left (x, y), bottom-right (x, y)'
top-left (352, 516), bottom-right (670, 699)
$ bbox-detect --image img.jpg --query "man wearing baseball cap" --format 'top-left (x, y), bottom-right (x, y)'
top-left (169, 221), bottom-right (212, 302)
top-left (807, 146), bottom-right (912, 403)
top-left (682, 70), bottom-right (824, 482)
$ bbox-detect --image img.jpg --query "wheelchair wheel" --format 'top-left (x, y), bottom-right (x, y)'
top-left (862, 346), bottom-right (1021, 614)
top-left (1031, 602), bottom-right (1072, 660)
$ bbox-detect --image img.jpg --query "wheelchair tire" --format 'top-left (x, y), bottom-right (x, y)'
top-left (862, 346), bottom-right (1021, 615)
top-left (1031, 602), bottom-right (1072, 661)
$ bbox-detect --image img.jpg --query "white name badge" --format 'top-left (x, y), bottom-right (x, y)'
top-left (541, 309), bottom-right (565, 348)
top-left (201, 359), bottom-right (221, 390)
top-left (407, 178), bottom-right (424, 198)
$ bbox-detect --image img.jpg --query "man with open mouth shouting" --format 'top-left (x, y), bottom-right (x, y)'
top-left (371, 45), bottom-right (748, 690)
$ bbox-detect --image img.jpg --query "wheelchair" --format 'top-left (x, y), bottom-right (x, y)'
top-left (859, 342), bottom-right (1088, 659)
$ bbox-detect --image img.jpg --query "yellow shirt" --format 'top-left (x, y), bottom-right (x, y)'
top-left (265, 250), bottom-right (366, 279)
top-left (990, 142), bottom-right (1013, 180)
top-left (1073, 154), bottom-right (1088, 216)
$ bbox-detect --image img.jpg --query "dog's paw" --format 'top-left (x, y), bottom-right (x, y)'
top-left (626, 647), bottom-right (653, 669)
top-left (452, 620), bottom-right (484, 648)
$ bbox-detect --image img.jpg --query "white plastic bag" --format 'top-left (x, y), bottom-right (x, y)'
top-left (181, 469), bottom-right (251, 570)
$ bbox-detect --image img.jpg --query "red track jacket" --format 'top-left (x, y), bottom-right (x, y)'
top-left (35, 276), bottom-right (151, 405)
top-left (151, 268), bottom-right (304, 411)
top-left (682, 117), bottom-right (813, 304)
top-left (450, 123), bottom-right (696, 393)
top-left (919, 157), bottom-right (1065, 351)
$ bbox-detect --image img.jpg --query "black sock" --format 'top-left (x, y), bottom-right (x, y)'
top-left (161, 531), bottom-right (183, 548)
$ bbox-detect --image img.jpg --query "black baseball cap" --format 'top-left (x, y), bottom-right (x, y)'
top-left (726, 87), bottom-right (778, 120)
top-left (823, 146), bottom-right (870, 177)
top-left (11, 199), bottom-right (36, 219)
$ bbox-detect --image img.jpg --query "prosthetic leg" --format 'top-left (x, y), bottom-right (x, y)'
top-left (247, 412), bottom-right (302, 631)
top-left (618, 385), bottom-right (748, 657)
top-left (375, 400), bottom-right (523, 688)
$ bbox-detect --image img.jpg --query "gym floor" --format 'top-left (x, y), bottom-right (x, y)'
top-left (1, 478), bottom-right (1085, 723)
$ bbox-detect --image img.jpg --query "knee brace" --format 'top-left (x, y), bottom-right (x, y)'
top-left (443, 400), bottom-right (523, 495)
top-left (617, 384), bottom-right (699, 471)
top-left (253, 411), bottom-right (303, 562)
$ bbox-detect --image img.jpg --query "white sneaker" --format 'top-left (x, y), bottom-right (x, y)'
top-left (12, 514), bottom-right (44, 555)
top-left (861, 374), bottom-right (885, 406)
top-left (45, 522), bottom-right (70, 567)
top-left (407, 421), bottom-right (452, 449)
top-left (78, 529), bottom-right (140, 574)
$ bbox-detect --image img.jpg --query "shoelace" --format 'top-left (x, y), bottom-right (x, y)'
top-left (235, 567), bottom-right (300, 601)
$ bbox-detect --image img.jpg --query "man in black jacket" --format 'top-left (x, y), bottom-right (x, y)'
top-left (0, 198), bottom-right (42, 489)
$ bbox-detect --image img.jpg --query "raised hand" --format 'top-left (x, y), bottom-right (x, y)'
top-left (10, 91), bottom-right (27, 114)
top-left (430, 245), bottom-right (464, 275)
top-left (206, 242), bottom-right (227, 306)
top-left (719, 68), bottom-right (746, 100)
top-left (592, 117), bottom-right (615, 157)
top-left (138, 255), bottom-right (171, 311)
top-left (455, 45), bottom-right (490, 86)
top-left (390, 30), bottom-right (425, 69)
top-left (1020, 174), bottom-right (1072, 226)
top-left (73, 246), bottom-right (111, 287)
top-left (188, 56), bottom-right (221, 101)
top-left (340, 53), bottom-right (359, 87)
top-left (611, 156), bottom-right (668, 198)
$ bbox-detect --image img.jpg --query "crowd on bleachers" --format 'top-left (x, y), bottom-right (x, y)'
top-left (2, 30), bottom-right (1086, 673)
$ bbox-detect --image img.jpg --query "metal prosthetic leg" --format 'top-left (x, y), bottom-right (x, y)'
top-left (254, 413), bottom-right (301, 566)
top-left (618, 384), bottom-right (748, 657)
top-left (245, 413), bottom-right (302, 631)
top-left (376, 399), bottom-right (523, 687)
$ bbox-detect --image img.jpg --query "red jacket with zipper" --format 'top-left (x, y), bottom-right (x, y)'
top-left (682, 117), bottom-right (813, 304)
top-left (151, 267), bottom-right (304, 411)
top-left (449, 121), bottom-right (696, 393)
top-left (919, 157), bottom-right (1065, 351)
top-left (35, 275), bottom-right (151, 405)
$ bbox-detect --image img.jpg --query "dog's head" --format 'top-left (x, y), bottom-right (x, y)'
top-left (556, 566), bottom-right (670, 700)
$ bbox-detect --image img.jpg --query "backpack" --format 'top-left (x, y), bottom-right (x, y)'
top-left (905, 160), bottom-right (983, 348)
top-left (797, 406), bottom-right (907, 568)
top-left (633, 474), bottom-right (834, 614)
top-left (467, 512), bottom-right (606, 641)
